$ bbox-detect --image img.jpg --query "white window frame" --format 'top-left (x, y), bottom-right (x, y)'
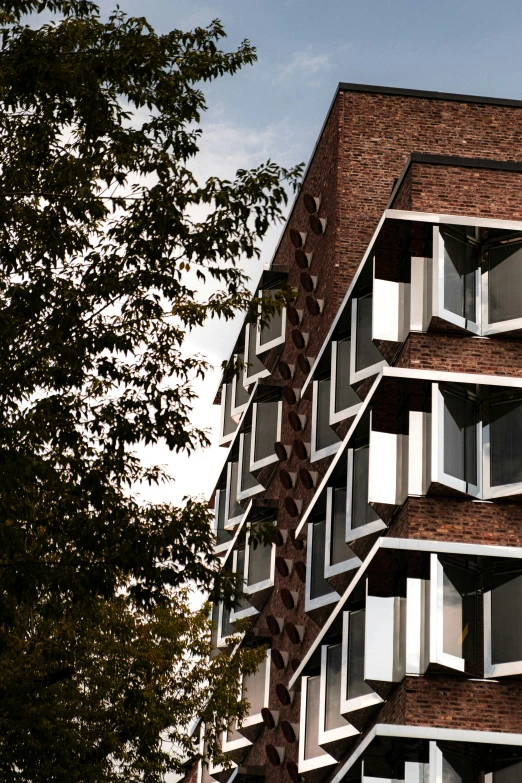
top-left (213, 486), bottom-right (236, 556)
top-left (224, 460), bottom-right (246, 529)
top-left (219, 381), bottom-right (238, 447)
top-left (197, 725), bottom-right (236, 783)
top-left (216, 600), bottom-right (237, 648)
top-left (340, 610), bottom-right (382, 715)
top-left (330, 338), bottom-right (362, 425)
top-left (311, 378), bottom-right (342, 462)
top-left (239, 649), bottom-right (272, 733)
top-left (298, 675), bottom-right (336, 775)
top-left (243, 527), bottom-right (276, 596)
top-left (482, 236), bottom-right (522, 336)
top-left (305, 520), bottom-right (340, 614)
top-left (318, 643), bottom-right (359, 748)
top-left (255, 288), bottom-right (287, 354)
top-left (230, 355), bottom-right (251, 420)
top-left (484, 570), bottom-right (522, 679)
top-left (324, 486), bottom-right (361, 579)
top-left (429, 553), bottom-right (466, 673)
top-left (346, 445), bottom-right (386, 543)
top-left (250, 400), bottom-right (283, 472)
top-left (483, 395), bottom-right (522, 500)
top-left (221, 723), bottom-right (252, 758)
top-left (432, 226), bottom-right (481, 335)
top-left (237, 432), bottom-right (263, 502)
top-left (243, 323), bottom-right (270, 387)
top-left (349, 295), bottom-right (387, 385)
top-left (229, 547), bottom-right (258, 624)
top-left (431, 383), bottom-right (482, 498)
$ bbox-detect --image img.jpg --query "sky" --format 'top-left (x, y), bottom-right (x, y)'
top-left (89, 0), bottom-right (522, 508)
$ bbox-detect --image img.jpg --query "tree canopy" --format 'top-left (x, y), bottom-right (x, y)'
top-left (0, 2), bottom-right (302, 780)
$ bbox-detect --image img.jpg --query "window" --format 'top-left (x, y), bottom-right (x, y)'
top-left (311, 378), bottom-right (341, 460)
top-left (298, 676), bottom-right (335, 774)
top-left (243, 323), bottom-right (270, 386)
top-left (229, 547), bottom-right (254, 622)
top-left (230, 353), bottom-right (250, 418)
top-left (484, 396), bottom-right (522, 497)
top-left (317, 643), bottom-right (358, 750)
top-left (237, 431), bottom-right (262, 501)
top-left (487, 239), bottom-right (522, 327)
top-left (241, 650), bottom-right (270, 723)
top-left (244, 532), bottom-right (274, 591)
top-left (324, 486), bottom-right (360, 579)
top-left (256, 290), bottom-right (286, 353)
top-left (429, 554), bottom-right (477, 672)
top-left (213, 486), bottom-right (233, 548)
top-left (219, 381), bottom-right (237, 444)
top-left (433, 384), bottom-right (481, 497)
top-left (435, 227), bottom-right (479, 332)
top-left (340, 609), bottom-right (381, 714)
top-left (225, 460), bottom-right (245, 527)
top-left (251, 400), bottom-right (282, 470)
top-left (487, 760), bottom-right (522, 783)
top-left (306, 519), bottom-right (337, 609)
top-left (330, 338), bottom-right (361, 424)
top-left (484, 567), bottom-right (522, 677)
top-left (346, 445), bottom-right (382, 540)
top-left (350, 292), bottom-right (385, 383)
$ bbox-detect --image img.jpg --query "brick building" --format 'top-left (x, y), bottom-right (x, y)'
top-left (193, 84), bottom-right (522, 783)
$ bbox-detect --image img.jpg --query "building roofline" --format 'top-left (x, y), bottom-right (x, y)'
top-left (338, 81), bottom-right (522, 107)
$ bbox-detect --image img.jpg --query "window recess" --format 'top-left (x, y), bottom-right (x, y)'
top-left (317, 643), bottom-right (359, 759)
top-left (255, 289), bottom-right (287, 354)
top-left (250, 397), bottom-right (283, 473)
top-left (311, 377), bottom-right (341, 461)
top-left (236, 649), bottom-right (271, 741)
top-left (237, 430), bottom-right (263, 501)
top-left (243, 323), bottom-right (270, 387)
top-left (229, 546), bottom-right (257, 625)
top-left (242, 525), bottom-right (276, 611)
top-left (305, 517), bottom-right (340, 621)
top-left (324, 485), bottom-right (360, 586)
top-left (219, 380), bottom-right (238, 446)
top-left (230, 352), bottom-right (250, 419)
top-left (330, 337), bottom-right (361, 426)
top-left (484, 564), bottom-right (522, 678)
top-left (298, 675), bottom-right (336, 777)
top-left (350, 288), bottom-right (387, 385)
top-left (340, 609), bottom-right (383, 718)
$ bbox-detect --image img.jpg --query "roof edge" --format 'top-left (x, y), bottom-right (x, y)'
top-left (338, 81), bottom-right (522, 108)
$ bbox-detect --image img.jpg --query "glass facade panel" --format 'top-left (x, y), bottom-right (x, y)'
top-left (352, 446), bottom-right (380, 529)
top-left (222, 382), bottom-right (236, 437)
top-left (216, 488), bottom-right (232, 545)
top-left (355, 293), bottom-right (382, 372)
top-left (491, 570), bottom-right (522, 664)
top-left (489, 241), bottom-right (522, 324)
top-left (442, 390), bottom-right (478, 486)
top-left (221, 601), bottom-right (235, 639)
top-left (228, 461), bottom-right (244, 520)
top-left (443, 232), bottom-right (477, 322)
top-left (240, 432), bottom-right (259, 492)
top-left (311, 520), bottom-right (335, 600)
top-left (494, 761), bottom-right (522, 782)
top-left (247, 537), bottom-right (272, 586)
top-left (246, 324), bottom-right (267, 379)
top-left (234, 353), bottom-right (250, 408)
top-left (325, 643), bottom-right (345, 731)
top-left (316, 378), bottom-right (340, 452)
top-left (346, 609), bottom-right (372, 701)
top-left (234, 548), bottom-right (250, 612)
top-left (242, 663), bottom-right (266, 716)
top-left (331, 487), bottom-right (355, 565)
top-left (304, 676), bottom-right (327, 760)
top-left (259, 291), bottom-right (283, 347)
top-left (335, 338), bottom-right (360, 412)
top-left (254, 401), bottom-right (279, 462)
top-left (442, 563), bottom-right (476, 661)
top-left (489, 399), bottom-right (522, 487)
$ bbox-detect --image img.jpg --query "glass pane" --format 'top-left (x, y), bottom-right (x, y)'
top-left (254, 401), bottom-right (279, 462)
top-left (222, 382), bottom-right (236, 437)
top-left (441, 750), bottom-right (478, 783)
top-left (331, 487), bottom-right (356, 565)
top-left (216, 489), bottom-right (232, 545)
top-left (242, 662), bottom-right (266, 716)
top-left (247, 538), bottom-right (272, 586)
top-left (234, 548), bottom-right (250, 612)
top-left (228, 461), bottom-right (243, 520)
top-left (489, 399), bottom-right (522, 486)
top-left (316, 378), bottom-right (340, 452)
top-left (346, 609), bottom-right (372, 701)
top-left (489, 241), bottom-right (522, 324)
top-left (259, 291), bottom-right (283, 347)
top-left (443, 233), bottom-right (476, 322)
top-left (234, 353), bottom-right (250, 408)
top-left (240, 432), bottom-right (258, 492)
top-left (335, 338), bottom-right (360, 413)
top-left (494, 760), bottom-right (522, 782)
top-left (221, 601), bottom-right (235, 638)
top-left (442, 563), bottom-right (476, 661)
top-left (442, 390), bottom-right (478, 486)
top-left (210, 602), bottom-right (220, 650)
top-left (311, 520), bottom-right (335, 600)
top-left (355, 293), bottom-right (382, 372)
top-left (351, 446), bottom-right (380, 529)
top-left (492, 571), bottom-right (522, 664)
top-left (325, 644), bottom-right (345, 731)
top-left (304, 676), bottom-right (327, 760)
top-left (246, 324), bottom-right (266, 380)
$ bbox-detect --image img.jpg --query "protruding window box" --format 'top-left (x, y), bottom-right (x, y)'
top-left (243, 323), bottom-right (270, 387)
top-left (255, 289), bottom-right (287, 355)
top-left (219, 380), bottom-right (239, 447)
top-left (340, 609), bottom-right (383, 730)
top-left (237, 650), bottom-right (272, 742)
top-left (372, 276), bottom-right (411, 364)
top-left (350, 292), bottom-right (387, 387)
top-left (364, 583), bottom-right (406, 701)
top-left (221, 723), bottom-right (252, 765)
top-left (298, 675), bottom-right (336, 783)
top-left (305, 517), bottom-right (340, 625)
top-left (249, 394), bottom-right (283, 485)
top-left (330, 338), bottom-right (362, 426)
top-left (324, 483), bottom-right (360, 596)
top-left (317, 643), bottom-right (359, 760)
top-left (237, 430), bottom-right (263, 502)
top-left (311, 377), bottom-right (342, 462)
top-left (484, 565), bottom-right (522, 678)
top-left (368, 424), bottom-right (408, 525)
top-left (242, 528), bottom-right (276, 611)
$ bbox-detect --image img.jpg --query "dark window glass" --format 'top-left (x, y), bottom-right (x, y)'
top-left (442, 390), bottom-right (478, 486)
top-left (494, 760), bottom-right (522, 782)
top-left (247, 537), bottom-right (272, 586)
top-left (216, 488), bottom-right (232, 545)
top-left (259, 290), bottom-right (283, 346)
top-left (221, 601), bottom-right (235, 638)
top-left (492, 570), bottom-right (522, 664)
top-left (227, 461), bottom-right (243, 520)
top-left (442, 562), bottom-right (476, 662)
top-left (325, 644), bottom-right (345, 731)
top-left (316, 378), bottom-right (340, 452)
top-left (210, 602), bottom-right (220, 650)
top-left (441, 751), bottom-right (479, 783)
top-left (489, 241), bottom-right (522, 324)
top-left (234, 548), bottom-right (250, 612)
top-left (330, 487), bottom-right (355, 565)
top-left (351, 446), bottom-right (380, 529)
top-left (304, 676), bottom-right (327, 760)
top-left (222, 382), bottom-right (236, 437)
top-left (335, 338), bottom-right (360, 412)
top-left (443, 232), bottom-right (477, 322)
top-left (489, 399), bottom-right (522, 486)
top-left (246, 324), bottom-right (267, 380)
top-left (234, 352), bottom-right (250, 408)
top-left (254, 401), bottom-right (279, 462)
top-left (346, 609), bottom-right (372, 701)
top-left (355, 293), bottom-right (382, 372)
top-left (242, 662), bottom-right (266, 717)
top-left (240, 432), bottom-right (258, 492)
top-left (310, 520), bottom-right (335, 600)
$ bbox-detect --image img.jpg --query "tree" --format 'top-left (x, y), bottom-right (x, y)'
top-left (0, 2), bottom-right (302, 780)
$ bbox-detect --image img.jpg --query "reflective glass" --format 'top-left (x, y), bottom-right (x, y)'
top-left (254, 401), bottom-right (279, 462)
top-left (330, 487), bottom-right (356, 565)
top-left (310, 520), bottom-right (335, 600)
top-left (222, 382), bottom-right (236, 437)
top-left (227, 461), bottom-right (243, 520)
top-left (335, 338), bottom-right (360, 412)
top-left (234, 353), bottom-right (250, 408)
top-left (246, 324), bottom-right (267, 380)
top-left (259, 291), bottom-right (283, 346)
top-left (494, 760), bottom-right (522, 782)
top-left (216, 488), bottom-right (232, 545)
top-left (489, 241), bottom-right (522, 324)
top-left (355, 293), bottom-right (383, 372)
top-left (316, 378), bottom-right (340, 452)
top-left (443, 232), bottom-right (477, 322)
top-left (304, 676), bottom-right (327, 760)
top-left (325, 644), bottom-right (345, 731)
top-left (492, 571), bottom-right (522, 664)
top-left (346, 609), bottom-right (372, 701)
top-left (234, 548), bottom-right (250, 612)
top-left (351, 446), bottom-right (380, 529)
top-left (240, 432), bottom-right (258, 492)
top-left (221, 601), bottom-right (235, 639)
top-left (442, 390), bottom-right (478, 486)
top-left (242, 662), bottom-right (266, 716)
top-left (442, 563), bottom-right (476, 661)
top-left (441, 750), bottom-right (478, 783)
top-left (247, 537), bottom-right (272, 586)
top-left (489, 399), bottom-right (522, 487)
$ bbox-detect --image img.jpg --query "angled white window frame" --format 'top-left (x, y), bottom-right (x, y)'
top-left (330, 338), bottom-right (362, 426)
top-left (243, 322), bottom-right (270, 387)
top-left (350, 294), bottom-right (387, 385)
top-left (298, 674), bottom-right (337, 775)
top-left (305, 520), bottom-right (340, 614)
top-left (432, 383), bottom-right (482, 498)
top-left (346, 445), bottom-right (386, 543)
top-left (255, 288), bottom-right (287, 354)
top-left (239, 649), bottom-right (272, 732)
top-left (229, 547), bottom-right (258, 624)
top-left (219, 381), bottom-right (238, 447)
top-left (340, 609), bottom-right (382, 715)
top-left (318, 642), bottom-right (359, 748)
top-left (484, 566), bottom-right (522, 679)
top-left (250, 399), bottom-right (283, 471)
top-left (213, 486), bottom-right (236, 556)
top-left (221, 723), bottom-right (252, 758)
top-left (237, 431), bottom-right (263, 502)
top-left (324, 486), bottom-right (361, 579)
top-left (243, 527), bottom-right (276, 596)
top-left (483, 393), bottom-right (522, 500)
top-left (224, 460), bottom-right (246, 530)
top-left (197, 725), bottom-right (236, 783)
top-left (216, 599), bottom-right (237, 648)
top-left (311, 378), bottom-right (342, 462)
top-left (230, 355), bottom-right (251, 420)
top-left (482, 235), bottom-right (522, 336)
top-left (432, 225), bottom-right (481, 335)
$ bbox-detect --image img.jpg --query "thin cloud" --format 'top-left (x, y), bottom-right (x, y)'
top-left (277, 49), bottom-right (331, 82)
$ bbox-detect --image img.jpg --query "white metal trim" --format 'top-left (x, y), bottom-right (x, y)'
top-left (243, 323), bottom-right (270, 387)
top-left (311, 378), bottom-right (342, 462)
top-left (250, 400), bottom-right (283, 472)
top-left (432, 226), bottom-right (481, 335)
top-left (483, 586), bottom-right (522, 678)
top-left (318, 643), bottom-right (359, 747)
top-left (429, 554), bottom-right (465, 672)
top-left (305, 521), bottom-right (340, 614)
top-left (255, 295), bottom-right (287, 355)
top-left (340, 610), bottom-right (383, 715)
top-left (237, 432), bottom-right (263, 502)
top-left (324, 486), bottom-right (361, 579)
top-left (298, 675), bottom-right (337, 774)
top-left (243, 527), bottom-right (276, 595)
top-left (350, 297), bottom-right (387, 385)
top-left (330, 339), bottom-right (362, 425)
